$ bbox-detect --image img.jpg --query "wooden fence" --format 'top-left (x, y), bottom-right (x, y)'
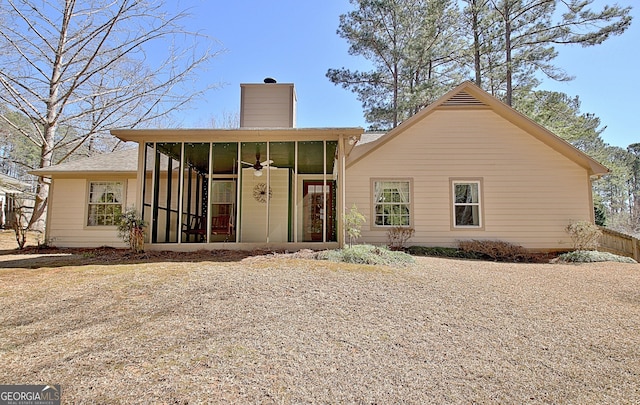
top-left (598, 227), bottom-right (640, 262)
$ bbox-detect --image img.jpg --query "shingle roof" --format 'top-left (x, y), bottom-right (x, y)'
top-left (0, 173), bottom-right (31, 189)
top-left (30, 147), bottom-right (139, 176)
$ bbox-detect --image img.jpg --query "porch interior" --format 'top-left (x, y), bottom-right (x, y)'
top-left (142, 140), bottom-right (340, 246)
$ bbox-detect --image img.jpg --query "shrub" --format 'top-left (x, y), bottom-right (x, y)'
top-left (555, 250), bottom-right (637, 264)
top-left (407, 246), bottom-right (480, 259)
top-left (565, 221), bottom-right (602, 251)
top-left (117, 207), bottom-right (146, 253)
top-left (387, 226), bottom-right (415, 251)
top-left (458, 239), bottom-right (541, 262)
top-left (317, 244), bottom-right (415, 267)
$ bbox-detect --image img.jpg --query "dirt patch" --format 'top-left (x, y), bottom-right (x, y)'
top-left (0, 235), bottom-right (639, 403)
top-left (0, 230), bottom-right (293, 268)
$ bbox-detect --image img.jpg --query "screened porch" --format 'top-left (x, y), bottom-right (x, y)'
top-left (140, 139), bottom-right (344, 248)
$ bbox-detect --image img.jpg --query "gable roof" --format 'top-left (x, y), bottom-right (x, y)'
top-left (29, 147), bottom-right (139, 176)
top-left (347, 81), bottom-right (609, 177)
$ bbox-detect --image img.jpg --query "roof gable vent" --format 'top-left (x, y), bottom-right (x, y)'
top-left (442, 91), bottom-right (487, 107)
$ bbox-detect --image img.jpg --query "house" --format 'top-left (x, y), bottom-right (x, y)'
top-left (30, 80), bottom-right (608, 251)
top-left (0, 173), bottom-right (33, 229)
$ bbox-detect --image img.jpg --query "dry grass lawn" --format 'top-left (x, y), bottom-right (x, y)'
top-left (0, 231), bottom-right (639, 403)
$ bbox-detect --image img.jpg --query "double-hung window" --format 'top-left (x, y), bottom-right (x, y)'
top-left (452, 180), bottom-right (482, 228)
top-left (373, 180), bottom-right (411, 226)
top-left (87, 181), bottom-right (124, 226)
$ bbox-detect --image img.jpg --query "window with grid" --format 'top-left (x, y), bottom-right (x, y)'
top-left (452, 180), bottom-right (481, 227)
top-left (373, 180), bottom-right (411, 226)
top-left (87, 181), bottom-right (124, 226)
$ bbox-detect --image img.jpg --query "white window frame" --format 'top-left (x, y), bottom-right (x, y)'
top-left (451, 179), bottom-right (483, 229)
top-left (87, 180), bottom-right (125, 227)
top-left (372, 178), bottom-right (412, 228)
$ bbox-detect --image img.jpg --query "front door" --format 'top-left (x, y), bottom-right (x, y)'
top-left (302, 181), bottom-right (335, 242)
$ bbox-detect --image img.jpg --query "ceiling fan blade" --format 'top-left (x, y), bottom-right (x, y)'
top-left (240, 161), bottom-right (253, 166)
top-left (261, 160), bottom-right (274, 166)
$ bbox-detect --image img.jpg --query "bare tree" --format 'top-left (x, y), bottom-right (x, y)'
top-left (209, 110), bottom-right (240, 129)
top-left (0, 0), bottom-right (224, 229)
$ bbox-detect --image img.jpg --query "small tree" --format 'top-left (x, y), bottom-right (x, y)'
top-left (344, 204), bottom-right (366, 248)
top-left (566, 220), bottom-right (602, 251)
top-left (6, 195), bottom-right (30, 249)
top-left (117, 208), bottom-right (146, 253)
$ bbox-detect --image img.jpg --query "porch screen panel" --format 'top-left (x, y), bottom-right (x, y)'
top-left (142, 143), bottom-right (154, 243)
top-left (267, 142), bottom-right (294, 242)
top-left (239, 142), bottom-right (268, 242)
top-left (297, 141), bottom-right (323, 174)
top-left (154, 143), bottom-right (181, 243)
top-left (326, 141), bottom-right (338, 177)
top-left (181, 143), bottom-right (210, 243)
top-left (326, 141), bottom-right (338, 242)
top-left (211, 142), bottom-right (238, 242)
top-left (297, 141), bottom-right (338, 242)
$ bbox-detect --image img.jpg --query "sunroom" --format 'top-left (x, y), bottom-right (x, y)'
top-left (112, 129), bottom-right (362, 250)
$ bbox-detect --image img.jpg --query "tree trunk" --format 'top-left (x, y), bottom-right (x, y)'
top-left (504, 2), bottom-right (513, 106)
top-left (28, 126), bottom-right (56, 230)
top-left (471, 0), bottom-right (482, 87)
top-left (27, 0), bottom-right (70, 230)
top-left (393, 62), bottom-right (399, 128)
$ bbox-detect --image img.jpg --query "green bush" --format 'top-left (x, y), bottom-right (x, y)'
top-left (407, 246), bottom-right (480, 259)
top-left (555, 250), bottom-right (637, 264)
top-left (317, 244), bottom-right (415, 267)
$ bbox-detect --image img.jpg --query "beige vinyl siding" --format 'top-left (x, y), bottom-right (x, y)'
top-left (346, 109), bottom-right (593, 250)
top-left (240, 168), bottom-right (289, 242)
top-left (47, 176), bottom-right (136, 248)
top-left (240, 84), bottom-right (296, 128)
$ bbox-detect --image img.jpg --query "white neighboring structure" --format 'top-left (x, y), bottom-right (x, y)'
top-left (0, 173), bottom-right (33, 229)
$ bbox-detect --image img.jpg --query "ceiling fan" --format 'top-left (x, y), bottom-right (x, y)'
top-left (241, 153), bottom-right (277, 177)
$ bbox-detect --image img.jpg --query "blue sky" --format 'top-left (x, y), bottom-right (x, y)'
top-left (179, 0), bottom-right (638, 149)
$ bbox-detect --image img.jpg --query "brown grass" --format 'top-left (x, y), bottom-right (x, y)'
top-left (0, 231), bottom-right (639, 403)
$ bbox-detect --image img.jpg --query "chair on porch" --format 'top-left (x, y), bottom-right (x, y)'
top-left (211, 215), bottom-right (232, 236)
top-left (182, 215), bottom-right (206, 242)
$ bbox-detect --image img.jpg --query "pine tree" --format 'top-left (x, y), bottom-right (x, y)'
top-left (469, 0), bottom-right (632, 105)
top-left (327, 0), bottom-right (464, 129)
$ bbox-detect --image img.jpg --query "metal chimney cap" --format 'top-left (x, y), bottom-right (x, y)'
top-left (264, 77), bottom-right (277, 84)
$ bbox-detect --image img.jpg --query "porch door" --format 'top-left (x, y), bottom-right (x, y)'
top-left (302, 181), bottom-right (335, 242)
